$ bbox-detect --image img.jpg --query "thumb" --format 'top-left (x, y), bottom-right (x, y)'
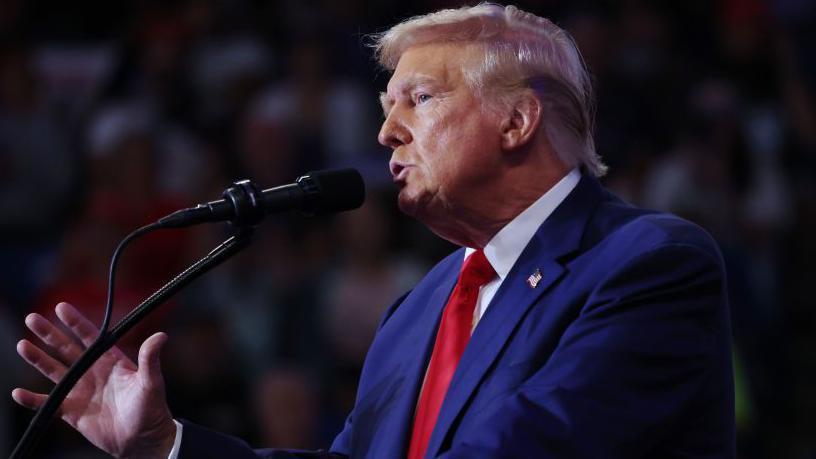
top-left (138, 332), bottom-right (169, 390)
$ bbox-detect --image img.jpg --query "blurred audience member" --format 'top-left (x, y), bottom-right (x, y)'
top-left (0, 44), bottom-right (80, 315)
top-left (252, 367), bottom-right (320, 450)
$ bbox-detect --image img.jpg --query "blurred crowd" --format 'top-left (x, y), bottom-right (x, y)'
top-left (0, 0), bottom-right (813, 457)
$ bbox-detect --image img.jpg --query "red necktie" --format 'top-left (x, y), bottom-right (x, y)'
top-left (407, 249), bottom-right (496, 459)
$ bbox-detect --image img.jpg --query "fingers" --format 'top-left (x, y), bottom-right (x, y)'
top-left (11, 388), bottom-right (48, 411)
top-left (55, 302), bottom-right (101, 348)
top-left (138, 332), bottom-right (168, 391)
top-left (11, 389), bottom-right (73, 428)
top-left (27, 303), bottom-right (131, 370)
top-left (17, 339), bottom-right (68, 383)
top-left (24, 313), bottom-right (83, 365)
top-left (55, 302), bottom-right (133, 363)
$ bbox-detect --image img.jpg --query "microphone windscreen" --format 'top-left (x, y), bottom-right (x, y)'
top-left (303, 168), bottom-right (366, 214)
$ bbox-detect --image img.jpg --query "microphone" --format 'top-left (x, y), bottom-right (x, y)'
top-left (157, 168), bottom-right (365, 228)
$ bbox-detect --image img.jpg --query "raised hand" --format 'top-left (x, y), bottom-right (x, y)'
top-left (12, 302), bottom-right (177, 459)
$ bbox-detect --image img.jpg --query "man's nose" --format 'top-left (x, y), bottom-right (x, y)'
top-left (378, 111), bottom-right (411, 149)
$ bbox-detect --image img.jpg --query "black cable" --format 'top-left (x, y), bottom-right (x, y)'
top-left (100, 222), bottom-right (163, 335)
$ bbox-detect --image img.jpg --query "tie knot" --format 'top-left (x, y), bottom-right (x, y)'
top-left (460, 249), bottom-right (496, 287)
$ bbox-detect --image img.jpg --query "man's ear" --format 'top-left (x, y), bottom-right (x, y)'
top-left (499, 93), bottom-right (543, 151)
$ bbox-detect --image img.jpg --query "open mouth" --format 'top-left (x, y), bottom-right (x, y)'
top-left (390, 162), bottom-right (409, 182)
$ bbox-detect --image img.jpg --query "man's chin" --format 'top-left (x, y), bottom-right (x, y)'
top-left (397, 195), bottom-right (420, 218)
top-left (397, 191), bottom-right (431, 220)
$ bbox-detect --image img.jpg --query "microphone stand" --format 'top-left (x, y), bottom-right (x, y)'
top-left (9, 227), bottom-right (255, 459)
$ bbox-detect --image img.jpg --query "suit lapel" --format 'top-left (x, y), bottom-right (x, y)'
top-left (373, 255), bottom-right (463, 458)
top-left (424, 174), bottom-right (605, 457)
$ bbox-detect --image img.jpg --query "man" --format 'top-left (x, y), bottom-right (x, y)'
top-left (13, 4), bottom-right (736, 458)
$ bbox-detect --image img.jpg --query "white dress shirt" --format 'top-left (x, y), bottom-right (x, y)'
top-left (167, 420), bottom-right (183, 459)
top-left (167, 169), bottom-right (581, 459)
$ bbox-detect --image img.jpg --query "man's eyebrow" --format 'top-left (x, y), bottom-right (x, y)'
top-left (380, 76), bottom-right (443, 114)
top-left (397, 76), bottom-right (439, 94)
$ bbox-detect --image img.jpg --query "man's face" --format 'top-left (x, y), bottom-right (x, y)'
top-left (378, 43), bottom-right (503, 230)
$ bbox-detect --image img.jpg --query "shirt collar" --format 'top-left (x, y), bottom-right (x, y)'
top-left (465, 168), bottom-right (581, 280)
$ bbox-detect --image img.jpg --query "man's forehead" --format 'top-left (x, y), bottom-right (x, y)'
top-left (384, 42), bottom-right (478, 95)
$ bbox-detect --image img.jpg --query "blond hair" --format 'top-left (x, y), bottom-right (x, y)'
top-left (372, 3), bottom-right (607, 176)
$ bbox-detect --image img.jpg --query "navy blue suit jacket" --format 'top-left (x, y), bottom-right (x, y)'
top-left (179, 174), bottom-right (736, 458)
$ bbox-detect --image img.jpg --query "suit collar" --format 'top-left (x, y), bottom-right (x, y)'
top-left (527, 171), bottom-right (605, 262)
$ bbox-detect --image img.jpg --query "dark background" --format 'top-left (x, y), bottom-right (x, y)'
top-left (1, 0), bottom-right (814, 457)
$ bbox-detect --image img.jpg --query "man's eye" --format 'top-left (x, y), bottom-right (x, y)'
top-left (416, 93), bottom-right (432, 105)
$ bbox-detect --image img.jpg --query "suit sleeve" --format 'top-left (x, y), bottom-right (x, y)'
top-left (439, 243), bottom-right (734, 458)
top-left (177, 420), bottom-right (343, 458)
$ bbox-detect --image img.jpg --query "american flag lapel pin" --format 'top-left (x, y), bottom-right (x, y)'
top-left (526, 269), bottom-right (543, 289)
